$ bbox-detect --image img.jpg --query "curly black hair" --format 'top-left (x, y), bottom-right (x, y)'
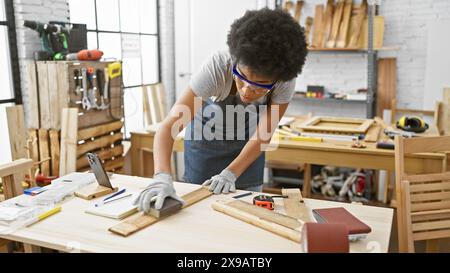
top-left (227, 8), bottom-right (308, 82)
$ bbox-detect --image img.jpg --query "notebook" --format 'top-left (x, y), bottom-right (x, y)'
top-left (85, 192), bottom-right (138, 220)
top-left (312, 207), bottom-right (372, 236)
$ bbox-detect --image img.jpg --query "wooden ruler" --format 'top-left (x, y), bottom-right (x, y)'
top-left (109, 187), bottom-right (213, 237)
top-left (336, 0), bottom-right (353, 48)
top-left (326, 0), bottom-right (345, 48)
top-left (282, 188), bottom-right (311, 222)
top-left (212, 199), bottom-right (302, 243)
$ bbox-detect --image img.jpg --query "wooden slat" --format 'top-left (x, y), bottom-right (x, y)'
top-left (326, 0), bottom-right (345, 48)
top-left (76, 145), bottom-right (124, 170)
top-left (293, 0), bottom-right (304, 23)
top-left (59, 108), bottom-right (78, 176)
top-left (411, 200), bottom-right (450, 213)
top-left (142, 86), bottom-right (152, 127)
top-left (49, 130), bottom-right (60, 177)
top-left (412, 209), bottom-right (450, 222)
top-left (412, 219), bottom-right (450, 232)
top-left (6, 105), bottom-right (27, 160)
top-left (304, 17), bottom-right (313, 46)
top-left (57, 62), bottom-right (70, 130)
top-left (27, 129), bottom-right (40, 164)
top-left (336, 0), bottom-right (352, 48)
top-left (403, 180), bottom-right (415, 252)
top-left (404, 172), bottom-right (450, 183)
top-left (311, 5), bottom-right (324, 48)
top-left (109, 187), bottom-right (213, 237)
top-left (364, 124), bottom-right (381, 143)
top-left (410, 182), bottom-right (450, 193)
top-left (38, 129), bottom-right (50, 176)
top-left (377, 58), bottom-right (397, 117)
top-left (348, 0), bottom-right (367, 48)
top-left (77, 121), bottom-right (124, 141)
top-left (212, 199), bottom-right (302, 243)
top-left (322, 0), bottom-right (334, 48)
top-left (359, 16), bottom-right (385, 49)
top-left (77, 133), bottom-right (123, 157)
top-left (410, 191), bottom-right (450, 202)
top-left (282, 188), bottom-right (311, 222)
top-left (0, 159), bottom-right (34, 179)
top-left (26, 61), bottom-right (40, 129)
top-left (104, 156), bottom-right (125, 172)
top-left (413, 229), bottom-right (450, 241)
top-left (37, 62), bottom-right (51, 129)
top-left (403, 136), bottom-right (450, 154)
top-left (47, 62), bottom-right (60, 129)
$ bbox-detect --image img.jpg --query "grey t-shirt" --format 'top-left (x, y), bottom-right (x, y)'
top-left (189, 51), bottom-right (296, 104)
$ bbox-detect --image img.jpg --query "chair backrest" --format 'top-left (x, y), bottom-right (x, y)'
top-left (142, 83), bottom-right (167, 127)
top-left (395, 136), bottom-right (450, 252)
top-left (0, 159), bottom-right (33, 200)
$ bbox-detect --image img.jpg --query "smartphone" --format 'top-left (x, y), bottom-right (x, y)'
top-left (86, 153), bottom-right (114, 189)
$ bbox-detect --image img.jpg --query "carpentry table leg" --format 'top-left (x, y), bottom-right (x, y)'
top-left (302, 164), bottom-right (312, 198)
top-left (426, 239), bottom-right (440, 253)
top-left (23, 243), bottom-right (42, 253)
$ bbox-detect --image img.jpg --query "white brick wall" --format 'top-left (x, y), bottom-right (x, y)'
top-left (14, 0), bottom-right (69, 128)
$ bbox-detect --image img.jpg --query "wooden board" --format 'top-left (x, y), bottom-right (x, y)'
top-left (38, 129), bottom-right (50, 176)
top-left (294, 0), bottom-right (304, 23)
top-left (26, 61), bottom-right (40, 129)
top-left (77, 133), bottom-right (123, 157)
top-left (305, 17), bottom-right (313, 46)
top-left (326, 0), bottom-right (345, 48)
top-left (359, 16), bottom-right (385, 49)
top-left (299, 116), bottom-right (374, 134)
top-left (77, 121), bottom-right (124, 141)
top-left (364, 123), bottom-right (382, 143)
top-left (47, 62), bottom-right (60, 129)
top-left (322, 0), bottom-right (335, 48)
top-left (6, 105), bottom-right (27, 160)
top-left (336, 0), bottom-right (353, 48)
top-left (109, 187), bottom-right (213, 237)
top-left (76, 145), bottom-right (124, 170)
top-left (212, 199), bottom-right (302, 243)
top-left (377, 58), bottom-right (397, 117)
top-left (49, 130), bottom-right (60, 177)
top-left (311, 5), bottom-right (324, 48)
top-left (37, 62), bottom-right (51, 130)
top-left (348, 0), bottom-right (367, 48)
top-left (282, 188), bottom-right (311, 222)
top-left (59, 108), bottom-right (78, 176)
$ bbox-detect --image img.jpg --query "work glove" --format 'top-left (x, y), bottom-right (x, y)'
top-left (133, 173), bottom-right (185, 213)
top-left (202, 169), bottom-right (237, 195)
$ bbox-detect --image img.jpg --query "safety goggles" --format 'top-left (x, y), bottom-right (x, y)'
top-left (232, 64), bottom-right (277, 94)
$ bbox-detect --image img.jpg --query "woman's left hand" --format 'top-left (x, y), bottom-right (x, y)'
top-left (202, 169), bottom-right (237, 195)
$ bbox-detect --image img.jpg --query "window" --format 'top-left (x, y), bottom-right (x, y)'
top-left (0, 0), bottom-right (20, 164)
top-left (69, 0), bottom-right (160, 138)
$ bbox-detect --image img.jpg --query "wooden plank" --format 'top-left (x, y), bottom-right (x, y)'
top-left (411, 200), bottom-right (450, 213)
top-left (60, 108), bottom-right (78, 176)
top-left (322, 0), bottom-right (334, 48)
top-left (412, 210), bottom-right (450, 222)
top-left (6, 105), bottom-right (27, 160)
top-left (57, 62), bottom-right (70, 130)
top-left (359, 16), bottom-right (385, 49)
top-left (0, 159), bottom-right (34, 179)
top-left (402, 180), bottom-right (415, 252)
top-left (412, 219), bottom-right (450, 232)
top-left (78, 111), bottom-right (118, 130)
top-left (336, 0), bottom-right (352, 48)
top-left (104, 156), bottom-right (125, 172)
top-left (282, 188), bottom-right (311, 222)
top-left (37, 62), bottom-right (51, 129)
top-left (326, 0), bottom-right (345, 48)
top-left (284, 0), bottom-right (294, 13)
top-left (49, 130), bottom-right (60, 177)
top-left (76, 145), bottom-right (124, 170)
top-left (77, 133), bottom-right (123, 157)
top-left (406, 172), bottom-right (450, 184)
top-left (47, 62), bottom-right (60, 129)
top-left (413, 229), bottom-right (450, 241)
top-left (410, 191), bottom-right (450, 202)
top-left (142, 85), bottom-right (152, 127)
top-left (26, 61), bottom-right (40, 129)
top-left (410, 182), bottom-right (450, 193)
top-left (377, 58), bottom-right (397, 117)
top-left (27, 129), bottom-right (40, 164)
top-left (300, 116), bottom-right (374, 134)
top-left (212, 199), bottom-right (302, 243)
top-left (394, 136), bottom-right (407, 251)
top-left (402, 136), bottom-right (450, 154)
top-left (77, 121), bottom-right (124, 141)
top-left (109, 187), bottom-right (213, 237)
top-left (311, 5), bottom-right (324, 48)
top-left (38, 129), bottom-right (50, 176)
top-left (304, 17), bottom-right (313, 46)
top-left (364, 124), bottom-right (382, 143)
top-left (348, 0), bottom-right (367, 48)
top-left (294, 0), bottom-right (304, 23)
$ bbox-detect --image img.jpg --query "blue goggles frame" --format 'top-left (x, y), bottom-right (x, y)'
top-left (232, 64), bottom-right (277, 91)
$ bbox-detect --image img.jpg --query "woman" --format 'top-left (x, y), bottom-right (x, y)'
top-left (134, 8), bottom-right (307, 212)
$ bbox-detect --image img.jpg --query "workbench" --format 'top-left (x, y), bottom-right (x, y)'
top-left (0, 174), bottom-right (393, 253)
top-left (130, 117), bottom-right (445, 204)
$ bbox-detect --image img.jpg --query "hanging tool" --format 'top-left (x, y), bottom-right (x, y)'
top-left (81, 68), bottom-right (92, 110)
top-left (384, 128), bottom-right (416, 139)
top-left (253, 195), bottom-right (287, 211)
top-left (86, 67), bottom-right (101, 109)
top-left (66, 49), bottom-right (104, 61)
top-left (96, 69), bottom-right (109, 110)
top-left (73, 69), bottom-right (81, 95)
top-left (108, 62), bottom-right (122, 79)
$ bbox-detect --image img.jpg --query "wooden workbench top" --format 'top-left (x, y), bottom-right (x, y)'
top-left (1, 174), bottom-right (393, 253)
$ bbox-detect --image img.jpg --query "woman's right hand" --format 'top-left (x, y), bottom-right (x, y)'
top-left (133, 173), bottom-right (185, 213)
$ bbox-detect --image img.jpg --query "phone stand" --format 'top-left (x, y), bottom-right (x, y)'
top-left (75, 184), bottom-right (118, 200)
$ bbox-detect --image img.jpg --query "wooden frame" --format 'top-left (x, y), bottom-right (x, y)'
top-left (299, 116), bottom-right (374, 134)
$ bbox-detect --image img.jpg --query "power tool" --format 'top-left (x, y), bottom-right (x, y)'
top-left (24, 20), bottom-right (70, 61)
top-left (396, 116), bottom-right (429, 133)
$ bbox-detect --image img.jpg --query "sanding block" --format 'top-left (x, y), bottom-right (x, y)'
top-left (148, 197), bottom-right (183, 218)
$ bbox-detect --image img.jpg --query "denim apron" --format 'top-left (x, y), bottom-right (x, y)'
top-left (183, 86), bottom-right (268, 189)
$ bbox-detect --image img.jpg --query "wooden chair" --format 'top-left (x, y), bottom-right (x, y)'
top-left (0, 158), bottom-right (34, 253)
top-left (395, 136), bottom-right (450, 252)
top-left (142, 83), bottom-right (167, 128)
